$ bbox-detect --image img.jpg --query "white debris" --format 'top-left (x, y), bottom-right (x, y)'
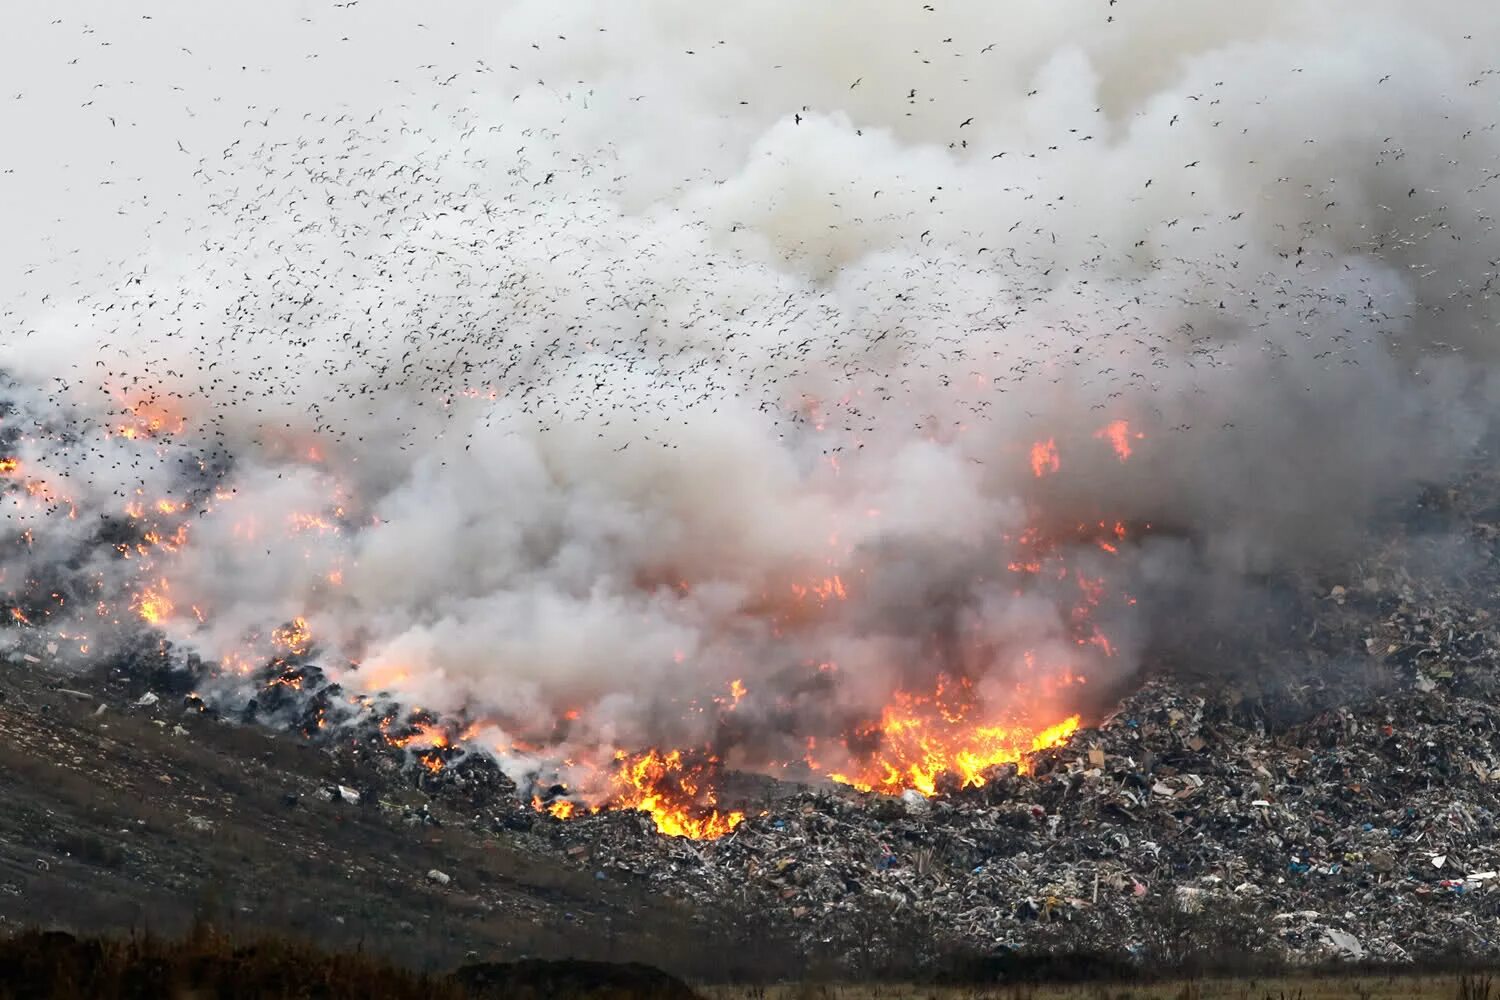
top-left (1322, 927), bottom-right (1365, 960)
top-left (336, 784), bottom-right (361, 805)
top-left (426, 869), bottom-right (451, 886)
top-left (899, 789), bottom-right (929, 812)
top-left (134, 692), bottom-right (160, 707)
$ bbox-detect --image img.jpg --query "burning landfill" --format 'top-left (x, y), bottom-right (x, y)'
top-left (4, 0), bottom-right (1500, 973)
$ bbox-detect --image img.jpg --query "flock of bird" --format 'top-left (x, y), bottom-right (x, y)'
top-left (0, 3), bottom-right (1496, 682)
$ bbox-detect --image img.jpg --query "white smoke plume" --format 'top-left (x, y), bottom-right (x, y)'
top-left (2, 1), bottom-right (1499, 793)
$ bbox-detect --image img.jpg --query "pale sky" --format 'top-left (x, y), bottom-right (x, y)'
top-left (1, 2), bottom-right (497, 301)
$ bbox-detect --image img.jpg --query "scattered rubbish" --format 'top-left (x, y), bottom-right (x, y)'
top-left (509, 671), bottom-right (1500, 967)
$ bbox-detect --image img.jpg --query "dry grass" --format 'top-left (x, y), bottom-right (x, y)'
top-left (0, 927), bottom-right (465, 1000)
top-left (3, 928), bottom-right (1498, 1000)
top-left (704, 973), bottom-right (1494, 1000)
top-left (0, 926), bottom-right (708, 999)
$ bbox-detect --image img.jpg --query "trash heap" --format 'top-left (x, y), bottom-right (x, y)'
top-left (500, 482), bottom-right (1500, 970)
top-left (38, 459), bottom-right (1500, 972)
top-left (91, 503), bottom-right (1500, 972)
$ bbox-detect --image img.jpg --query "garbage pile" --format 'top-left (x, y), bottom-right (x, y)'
top-left (506, 481), bottom-right (1500, 969)
top-left (518, 667), bottom-right (1500, 968)
top-left (76, 478), bottom-right (1500, 972)
top-left (17, 443), bottom-right (1500, 971)
top-left (72, 499), bottom-right (1500, 973)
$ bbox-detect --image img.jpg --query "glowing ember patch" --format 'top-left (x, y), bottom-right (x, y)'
top-left (361, 662), bottom-right (411, 690)
top-left (288, 512), bottom-right (339, 535)
top-left (1030, 438), bottom-right (1060, 477)
top-left (0, 458), bottom-right (19, 475)
top-left (218, 650), bottom-right (257, 675)
top-left (271, 617), bottom-right (313, 656)
top-left (532, 796), bottom-right (577, 820)
top-left (791, 575), bottom-right (847, 603)
top-left (110, 401), bottom-right (187, 441)
top-left (132, 581), bottom-right (174, 625)
top-left (384, 722), bottom-right (451, 752)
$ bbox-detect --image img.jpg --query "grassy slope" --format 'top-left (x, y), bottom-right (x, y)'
top-left (0, 658), bottom-right (742, 978)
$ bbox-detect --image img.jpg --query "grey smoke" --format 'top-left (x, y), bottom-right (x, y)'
top-left (2, 0), bottom-right (1498, 787)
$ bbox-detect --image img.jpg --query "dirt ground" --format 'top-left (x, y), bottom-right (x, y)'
top-left (0, 656), bottom-right (751, 979)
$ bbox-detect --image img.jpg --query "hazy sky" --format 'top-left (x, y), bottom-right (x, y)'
top-left (1, 2), bottom-right (495, 298)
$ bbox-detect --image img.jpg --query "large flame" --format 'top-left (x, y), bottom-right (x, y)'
top-left (604, 749), bottom-right (745, 839)
top-left (529, 657), bottom-right (1090, 838)
top-left (533, 748), bottom-right (745, 840)
top-left (830, 685), bottom-right (1082, 796)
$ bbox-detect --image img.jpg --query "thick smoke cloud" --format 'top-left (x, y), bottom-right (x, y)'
top-left (3, 1), bottom-right (1498, 787)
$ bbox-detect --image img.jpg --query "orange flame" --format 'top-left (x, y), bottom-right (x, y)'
top-left (1095, 419), bottom-right (1144, 462)
top-left (534, 749), bottom-right (744, 840)
top-left (1030, 438), bottom-right (1060, 478)
top-left (132, 580), bottom-right (174, 625)
top-left (829, 680), bottom-right (1082, 796)
top-left (271, 617), bottom-right (313, 657)
top-left (790, 575), bottom-right (848, 604)
top-left (605, 749), bottom-right (744, 839)
top-left (110, 399), bottom-right (187, 441)
top-left (384, 721), bottom-right (451, 751)
top-left (533, 796), bottom-right (577, 820)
